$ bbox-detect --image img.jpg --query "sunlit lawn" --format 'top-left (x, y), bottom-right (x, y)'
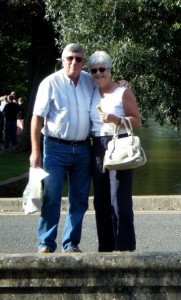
top-left (0, 151), bottom-right (29, 181)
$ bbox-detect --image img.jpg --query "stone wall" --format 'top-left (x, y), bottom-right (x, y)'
top-left (0, 252), bottom-right (181, 299)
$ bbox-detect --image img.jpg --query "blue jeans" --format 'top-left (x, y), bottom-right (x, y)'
top-left (38, 137), bottom-right (91, 252)
top-left (92, 136), bottom-right (136, 252)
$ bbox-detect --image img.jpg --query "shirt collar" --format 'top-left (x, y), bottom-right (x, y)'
top-left (62, 69), bottom-right (82, 85)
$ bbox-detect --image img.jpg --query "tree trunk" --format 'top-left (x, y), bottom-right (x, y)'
top-left (16, 17), bottom-right (59, 152)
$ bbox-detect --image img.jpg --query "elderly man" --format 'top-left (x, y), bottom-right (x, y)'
top-left (30, 43), bottom-right (94, 253)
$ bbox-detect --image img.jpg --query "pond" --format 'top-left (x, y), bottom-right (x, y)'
top-left (62, 118), bottom-right (181, 197)
top-left (133, 118), bottom-right (181, 195)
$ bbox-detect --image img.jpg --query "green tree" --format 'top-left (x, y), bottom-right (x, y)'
top-left (45, 0), bottom-right (181, 130)
top-left (0, 0), bottom-right (180, 154)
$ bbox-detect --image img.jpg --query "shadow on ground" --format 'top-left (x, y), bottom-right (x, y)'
top-left (0, 178), bottom-right (28, 197)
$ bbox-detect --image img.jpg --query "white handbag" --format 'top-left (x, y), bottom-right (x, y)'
top-left (103, 117), bottom-right (147, 172)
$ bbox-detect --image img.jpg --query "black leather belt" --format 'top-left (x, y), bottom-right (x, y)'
top-left (48, 136), bottom-right (88, 145)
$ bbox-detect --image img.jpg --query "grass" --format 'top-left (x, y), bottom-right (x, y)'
top-left (0, 151), bottom-right (29, 181)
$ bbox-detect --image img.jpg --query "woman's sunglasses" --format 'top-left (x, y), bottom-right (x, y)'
top-left (65, 56), bottom-right (84, 63)
top-left (90, 67), bottom-right (108, 74)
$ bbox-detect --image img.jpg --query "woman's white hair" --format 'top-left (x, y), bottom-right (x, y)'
top-left (87, 51), bottom-right (112, 70)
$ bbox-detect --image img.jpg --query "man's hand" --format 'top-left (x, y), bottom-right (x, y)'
top-left (118, 80), bottom-right (131, 89)
top-left (30, 151), bottom-right (41, 168)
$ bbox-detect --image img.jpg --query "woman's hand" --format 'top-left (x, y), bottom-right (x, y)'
top-left (99, 112), bottom-right (120, 125)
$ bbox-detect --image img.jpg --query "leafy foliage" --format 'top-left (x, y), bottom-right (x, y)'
top-left (45, 0), bottom-right (181, 130)
top-left (0, 0), bottom-right (45, 96)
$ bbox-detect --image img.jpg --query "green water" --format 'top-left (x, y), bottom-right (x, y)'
top-left (133, 119), bottom-right (181, 195)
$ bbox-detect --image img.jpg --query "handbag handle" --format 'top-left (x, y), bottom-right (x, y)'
top-left (113, 117), bottom-right (134, 138)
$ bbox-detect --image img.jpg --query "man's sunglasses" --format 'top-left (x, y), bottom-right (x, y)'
top-left (90, 67), bottom-right (108, 74)
top-left (65, 56), bottom-right (84, 63)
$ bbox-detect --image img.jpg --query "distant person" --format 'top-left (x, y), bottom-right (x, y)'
top-left (0, 95), bottom-right (8, 112)
top-left (17, 97), bottom-right (25, 139)
top-left (0, 96), bottom-right (8, 146)
top-left (0, 110), bottom-right (3, 147)
top-left (10, 91), bottom-right (17, 103)
top-left (3, 94), bottom-right (19, 149)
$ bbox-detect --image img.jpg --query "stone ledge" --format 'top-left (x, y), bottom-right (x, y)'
top-left (0, 195), bottom-right (181, 212)
top-left (0, 252), bottom-right (181, 299)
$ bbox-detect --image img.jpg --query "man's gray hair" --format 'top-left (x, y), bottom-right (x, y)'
top-left (62, 43), bottom-right (85, 58)
top-left (87, 51), bottom-right (112, 69)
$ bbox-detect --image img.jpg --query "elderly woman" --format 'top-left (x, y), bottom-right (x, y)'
top-left (88, 51), bottom-right (141, 252)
